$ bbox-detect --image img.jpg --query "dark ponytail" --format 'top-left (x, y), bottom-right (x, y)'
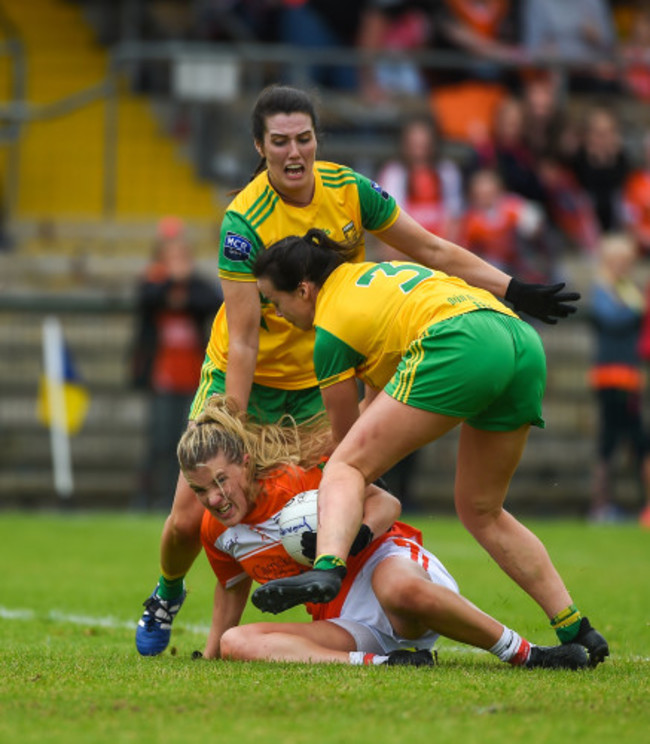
top-left (253, 229), bottom-right (360, 291)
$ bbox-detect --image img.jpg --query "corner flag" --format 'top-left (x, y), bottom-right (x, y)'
top-left (37, 325), bottom-right (90, 436)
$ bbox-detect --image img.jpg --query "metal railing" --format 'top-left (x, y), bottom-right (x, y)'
top-left (0, 30), bottom-right (647, 223)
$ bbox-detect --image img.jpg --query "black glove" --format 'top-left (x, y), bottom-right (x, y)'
top-left (300, 530), bottom-right (318, 563)
top-left (300, 524), bottom-right (375, 563)
top-left (349, 524), bottom-right (374, 555)
top-left (504, 278), bottom-right (580, 325)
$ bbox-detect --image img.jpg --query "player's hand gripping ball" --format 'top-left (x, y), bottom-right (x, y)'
top-left (278, 489), bottom-right (319, 566)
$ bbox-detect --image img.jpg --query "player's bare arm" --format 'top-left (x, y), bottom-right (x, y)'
top-left (377, 210), bottom-right (511, 297)
top-left (378, 211), bottom-right (580, 324)
top-left (223, 279), bottom-right (261, 412)
top-left (321, 377), bottom-right (362, 445)
top-left (203, 577), bottom-right (252, 659)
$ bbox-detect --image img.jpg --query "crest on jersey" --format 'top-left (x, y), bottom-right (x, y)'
top-left (370, 181), bottom-right (390, 200)
top-left (224, 232), bottom-right (253, 261)
top-left (342, 221), bottom-right (359, 243)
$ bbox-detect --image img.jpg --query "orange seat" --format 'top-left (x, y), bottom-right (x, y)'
top-left (430, 82), bottom-right (507, 143)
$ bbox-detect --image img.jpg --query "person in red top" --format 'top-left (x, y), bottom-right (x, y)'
top-left (376, 115), bottom-right (463, 249)
top-left (620, 6), bottom-right (650, 104)
top-left (461, 168), bottom-right (546, 281)
top-left (623, 131), bottom-right (650, 256)
top-left (173, 395), bottom-right (589, 669)
top-left (131, 224), bottom-right (222, 510)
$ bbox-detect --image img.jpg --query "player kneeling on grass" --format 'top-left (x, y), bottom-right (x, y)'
top-left (176, 395), bottom-right (587, 670)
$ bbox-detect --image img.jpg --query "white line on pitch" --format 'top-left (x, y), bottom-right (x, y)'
top-left (2, 606), bottom-right (648, 662)
top-left (0, 605), bottom-right (211, 636)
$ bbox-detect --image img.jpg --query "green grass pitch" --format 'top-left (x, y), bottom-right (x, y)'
top-left (1, 511), bottom-right (648, 744)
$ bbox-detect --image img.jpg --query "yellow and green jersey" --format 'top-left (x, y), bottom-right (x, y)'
top-left (314, 261), bottom-right (519, 390)
top-left (208, 162), bottom-right (400, 389)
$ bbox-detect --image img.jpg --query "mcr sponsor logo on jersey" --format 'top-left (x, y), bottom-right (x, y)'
top-left (224, 232), bottom-right (253, 261)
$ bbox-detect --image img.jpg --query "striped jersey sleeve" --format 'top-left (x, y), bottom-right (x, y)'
top-left (313, 327), bottom-right (365, 389)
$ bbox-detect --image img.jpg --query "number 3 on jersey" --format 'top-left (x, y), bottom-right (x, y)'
top-left (355, 263), bottom-right (435, 294)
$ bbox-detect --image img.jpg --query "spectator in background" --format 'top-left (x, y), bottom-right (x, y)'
top-left (520, 72), bottom-right (568, 162)
top-left (538, 155), bottom-right (601, 254)
top-left (376, 115), bottom-right (464, 250)
top-left (569, 107), bottom-right (630, 234)
top-left (276, 0), bottom-right (367, 90)
top-left (517, 72), bottom-right (600, 253)
top-left (619, 3), bottom-right (650, 103)
top-left (468, 96), bottom-right (547, 205)
top-left (428, 1), bottom-right (526, 145)
top-left (622, 130), bottom-right (650, 256)
top-left (433, 0), bottom-right (524, 87)
top-left (460, 168), bottom-right (550, 282)
top-left (521, 0), bottom-right (620, 94)
top-left (588, 233), bottom-right (650, 527)
top-left (131, 219), bottom-right (223, 510)
top-left (194, 0), bottom-right (279, 43)
top-left (357, 0), bottom-right (435, 101)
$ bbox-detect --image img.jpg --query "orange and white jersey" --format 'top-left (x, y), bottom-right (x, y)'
top-left (200, 465), bottom-right (322, 590)
top-left (200, 463), bottom-right (427, 620)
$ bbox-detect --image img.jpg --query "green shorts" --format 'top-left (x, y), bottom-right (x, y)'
top-left (385, 311), bottom-right (546, 431)
top-left (189, 357), bottom-right (324, 424)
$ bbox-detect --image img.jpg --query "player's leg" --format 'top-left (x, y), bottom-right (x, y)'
top-left (136, 358), bottom-right (220, 655)
top-left (371, 554), bottom-right (588, 670)
top-left (160, 470), bottom-right (206, 578)
top-left (454, 423), bottom-right (608, 664)
top-left (373, 555), bottom-right (504, 649)
top-left (219, 620), bottom-right (356, 663)
top-left (453, 423), bottom-right (572, 612)
top-left (317, 396), bottom-right (459, 560)
top-left (136, 470), bottom-right (204, 656)
top-left (219, 619), bottom-right (433, 666)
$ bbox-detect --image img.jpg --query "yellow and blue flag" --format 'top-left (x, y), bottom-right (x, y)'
top-left (37, 341), bottom-right (90, 436)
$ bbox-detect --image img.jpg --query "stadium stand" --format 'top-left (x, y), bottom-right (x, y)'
top-left (0, 0), bottom-right (216, 221)
top-left (1, 1), bottom-right (649, 520)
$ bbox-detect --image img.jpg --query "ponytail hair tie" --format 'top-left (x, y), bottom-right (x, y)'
top-left (305, 229), bottom-right (323, 248)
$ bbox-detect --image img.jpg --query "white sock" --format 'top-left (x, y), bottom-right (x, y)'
top-left (488, 626), bottom-right (531, 665)
top-left (349, 651), bottom-right (390, 666)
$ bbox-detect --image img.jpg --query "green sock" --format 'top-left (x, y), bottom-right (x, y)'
top-left (313, 554), bottom-right (347, 572)
top-left (551, 604), bottom-right (582, 643)
top-left (157, 575), bottom-right (185, 601)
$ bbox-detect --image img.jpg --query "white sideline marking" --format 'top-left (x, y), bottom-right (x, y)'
top-left (0, 605), bottom-right (210, 636)
top-left (2, 607), bottom-right (648, 662)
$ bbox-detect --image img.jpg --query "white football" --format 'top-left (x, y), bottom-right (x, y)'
top-left (278, 489), bottom-right (318, 566)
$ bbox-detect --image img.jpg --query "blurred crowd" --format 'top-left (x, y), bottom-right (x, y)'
top-left (79, 0), bottom-right (650, 282)
top-left (74, 0), bottom-right (650, 523)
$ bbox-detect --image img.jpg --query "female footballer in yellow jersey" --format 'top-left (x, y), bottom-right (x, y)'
top-left (250, 229), bottom-right (609, 667)
top-left (136, 84), bottom-right (580, 656)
